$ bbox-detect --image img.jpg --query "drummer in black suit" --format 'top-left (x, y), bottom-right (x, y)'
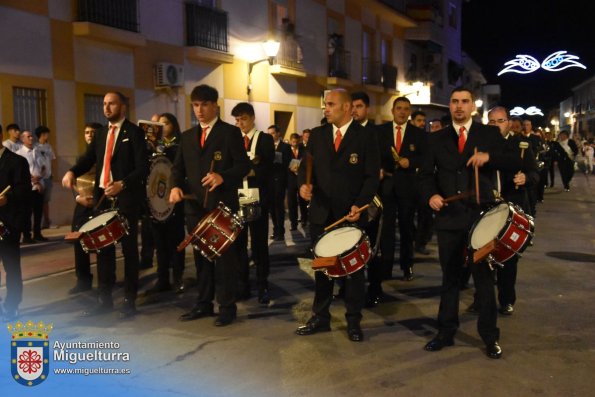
top-left (419, 87), bottom-right (521, 358)
top-left (268, 124), bottom-right (292, 241)
top-left (487, 106), bottom-right (539, 316)
top-left (170, 85), bottom-right (250, 326)
top-left (63, 91), bottom-right (147, 319)
top-left (295, 88), bottom-right (379, 342)
top-left (231, 102), bottom-right (275, 304)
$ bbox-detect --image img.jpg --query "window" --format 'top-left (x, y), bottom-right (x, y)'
top-left (84, 94), bottom-right (104, 125)
top-left (77, 0), bottom-right (139, 33)
top-left (448, 2), bottom-right (457, 29)
top-left (186, 2), bottom-right (228, 52)
top-left (13, 87), bottom-right (47, 132)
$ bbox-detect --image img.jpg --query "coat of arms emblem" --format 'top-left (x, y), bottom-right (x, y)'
top-left (8, 320), bottom-right (53, 386)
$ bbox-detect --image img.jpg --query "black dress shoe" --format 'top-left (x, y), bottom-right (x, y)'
top-left (295, 316), bottom-right (331, 336)
top-left (179, 307), bottom-right (214, 322)
top-left (214, 313), bottom-right (236, 327)
top-left (466, 301), bottom-right (479, 314)
top-left (274, 235), bottom-right (285, 241)
top-left (258, 290), bottom-right (271, 305)
top-left (68, 283), bottom-right (92, 295)
top-left (424, 335), bottom-right (454, 351)
top-left (22, 237), bottom-right (36, 244)
top-left (34, 234), bottom-right (49, 242)
top-left (347, 324), bottom-right (364, 342)
top-left (144, 283), bottom-right (171, 296)
top-left (82, 301), bottom-right (113, 317)
top-left (415, 245), bottom-right (430, 255)
top-left (486, 342), bottom-right (502, 359)
top-left (119, 299), bottom-right (137, 319)
top-left (499, 304), bottom-right (514, 315)
top-left (402, 268), bottom-right (414, 281)
top-left (173, 280), bottom-right (185, 294)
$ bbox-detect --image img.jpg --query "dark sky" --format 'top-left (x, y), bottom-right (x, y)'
top-left (462, 0), bottom-right (594, 119)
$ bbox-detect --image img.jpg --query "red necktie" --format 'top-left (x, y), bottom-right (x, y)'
top-left (244, 135), bottom-right (250, 150)
top-left (458, 126), bottom-right (466, 154)
top-left (334, 129), bottom-right (342, 152)
top-left (200, 126), bottom-right (209, 148)
top-left (103, 125), bottom-right (116, 187)
top-left (395, 125), bottom-right (402, 154)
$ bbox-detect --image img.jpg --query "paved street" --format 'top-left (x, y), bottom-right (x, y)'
top-left (1, 172), bottom-right (594, 396)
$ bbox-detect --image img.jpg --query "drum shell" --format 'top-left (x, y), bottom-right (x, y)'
top-left (79, 211), bottom-right (129, 253)
top-left (312, 226), bottom-right (372, 277)
top-left (189, 203), bottom-right (244, 261)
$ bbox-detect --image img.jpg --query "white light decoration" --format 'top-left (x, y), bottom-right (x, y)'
top-left (498, 51), bottom-right (586, 76)
top-left (509, 106), bottom-right (544, 116)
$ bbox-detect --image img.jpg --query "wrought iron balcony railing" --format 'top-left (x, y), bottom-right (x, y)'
top-left (77, 0), bottom-right (139, 33)
top-left (186, 3), bottom-right (229, 53)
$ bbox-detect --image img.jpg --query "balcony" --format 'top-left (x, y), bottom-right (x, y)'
top-left (185, 3), bottom-right (233, 64)
top-left (362, 58), bottom-right (382, 86)
top-left (327, 49), bottom-right (352, 86)
top-left (382, 64), bottom-right (398, 92)
top-left (270, 35), bottom-right (306, 78)
top-left (405, 21), bottom-right (444, 46)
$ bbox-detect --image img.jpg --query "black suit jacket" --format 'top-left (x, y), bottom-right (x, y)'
top-left (500, 135), bottom-right (539, 211)
top-left (287, 144), bottom-right (306, 181)
top-left (245, 131), bottom-right (275, 208)
top-left (70, 119), bottom-right (147, 214)
top-left (377, 122), bottom-right (427, 198)
top-left (0, 149), bottom-right (31, 234)
top-left (298, 121), bottom-right (380, 224)
top-left (419, 122), bottom-right (521, 231)
top-left (552, 139), bottom-right (578, 163)
top-left (272, 140), bottom-right (292, 185)
top-left (172, 119), bottom-right (250, 214)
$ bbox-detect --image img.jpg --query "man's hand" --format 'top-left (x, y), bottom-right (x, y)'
top-left (429, 194), bottom-right (445, 211)
top-left (299, 184), bottom-right (312, 201)
top-left (466, 152), bottom-right (490, 168)
top-left (397, 157), bottom-right (410, 169)
top-left (62, 171), bottom-right (76, 189)
top-left (104, 181), bottom-right (124, 197)
top-left (513, 172), bottom-right (526, 186)
top-left (201, 172), bottom-right (223, 192)
top-left (75, 194), bottom-right (95, 208)
top-left (169, 187), bottom-right (184, 204)
top-left (345, 205), bottom-right (361, 222)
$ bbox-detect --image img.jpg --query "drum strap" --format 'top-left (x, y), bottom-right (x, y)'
top-left (240, 131), bottom-right (261, 199)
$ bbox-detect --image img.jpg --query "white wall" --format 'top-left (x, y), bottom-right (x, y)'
top-left (345, 17), bottom-right (361, 83)
top-left (74, 38), bottom-right (135, 87)
top-left (48, 0), bottom-right (72, 22)
top-left (269, 76), bottom-right (297, 105)
top-left (140, 0), bottom-right (185, 46)
top-left (296, 0), bottom-right (327, 77)
top-left (297, 105), bottom-right (323, 133)
top-left (0, 7), bottom-right (53, 78)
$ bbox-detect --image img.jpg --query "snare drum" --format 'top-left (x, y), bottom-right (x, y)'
top-left (0, 221), bottom-right (9, 241)
top-left (78, 210), bottom-right (129, 253)
top-left (469, 202), bottom-right (534, 266)
top-left (181, 202), bottom-right (244, 261)
top-left (147, 155), bottom-right (175, 222)
top-left (313, 226), bottom-right (372, 277)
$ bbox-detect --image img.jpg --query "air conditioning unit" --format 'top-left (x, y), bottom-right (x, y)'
top-left (154, 62), bottom-right (184, 87)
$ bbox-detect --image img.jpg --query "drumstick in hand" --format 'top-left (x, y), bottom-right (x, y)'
top-left (0, 185), bottom-right (11, 196)
top-left (203, 160), bottom-right (215, 208)
top-left (324, 204), bottom-right (370, 231)
top-left (516, 142), bottom-right (529, 190)
top-left (474, 147), bottom-right (480, 205)
top-left (93, 193), bottom-right (106, 212)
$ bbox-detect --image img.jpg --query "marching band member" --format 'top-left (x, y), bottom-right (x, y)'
top-left (295, 88), bottom-right (379, 342)
top-left (170, 85), bottom-right (249, 326)
top-left (62, 91), bottom-right (147, 319)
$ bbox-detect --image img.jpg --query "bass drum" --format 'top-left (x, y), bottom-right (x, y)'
top-left (147, 155), bottom-right (175, 222)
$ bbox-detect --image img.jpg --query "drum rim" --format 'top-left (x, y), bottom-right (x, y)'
top-left (313, 225), bottom-right (365, 258)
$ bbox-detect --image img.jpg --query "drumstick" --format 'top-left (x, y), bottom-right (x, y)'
top-left (474, 147), bottom-right (480, 205)
top-left (0, 185), bottom-right (11, 196)
top-left (182, 194), bottom-right (198, 201)
top-left (203, 159), bottom-right (215, 208)
top-left (305, 152), bottom-right (313, 185)
top-left (442, 190), bottom-right (474, 203)
top-left (391, 147), bottom-right (401, 163)
top-left (93, 193), bottom-right (106, 212)
top-left (516, 142), bottom-right (529, 190)
top-left (324, 204), bottom-right (370, 231)
top-left (177, 233), bottom-right (194, 252)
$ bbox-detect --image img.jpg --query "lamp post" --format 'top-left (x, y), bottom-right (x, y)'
top-left (247, 40), bottom-right (280, 95)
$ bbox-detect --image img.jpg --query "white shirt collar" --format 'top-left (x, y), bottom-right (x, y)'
top-left (242, 127), bottom-right (256, 140)
top-left (200, 117), bottom-right (218, 132)
top-left (333, 118), bottom-right (354, 137)
top-left (453, 119), bottom-right (473, 136)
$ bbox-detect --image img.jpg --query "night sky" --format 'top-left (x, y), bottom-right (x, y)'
top-left (461, 0), bottom-right (594, 121)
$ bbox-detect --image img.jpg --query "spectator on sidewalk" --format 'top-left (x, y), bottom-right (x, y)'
top-left (34, 126), bottom-right (56, 229)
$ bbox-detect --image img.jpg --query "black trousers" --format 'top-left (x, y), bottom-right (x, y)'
top-left (379, 192), bottom-right (416, 275)
top-left (548, 161), bottom-right (555, 187)
top-left (310, 222), bottom-right (366, 324)
top-left (0, 230), bottom-right (22, 311)
top-left (537, 168), bottom-right (548, 201)
top-left (22, 190), bottom-right (43, 239)
top-left (96, 210), bottom-right (140, 303)
top-left (365, 213), bottom-right (383, 296)
top-left (152, 210), bottom-right (186, 287)
top-left (236, 206), bottom-right (270, 295)
top-left (415, 201), bottom-right (434, 248)
top-left (72, 203), bottom-right (93, 286)
top-left (270, 178), bottom-right (287, 237)
top-left (140, 210), bottom-right (155, 265)
top-left (497, 255), bottom-right (518, 307)
top-left (558, 160), bottom-right (575, 189)
top-left (186, 213), bottom-right (237, 316)
top-left (436, 229), bottom-right (499, 344)
top-left (287, 177), bottom-right (300, 227)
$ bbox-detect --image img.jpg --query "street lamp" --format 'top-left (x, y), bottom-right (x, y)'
top-left (247, 40), bottom-right (281, 95)
top-left (474, 99), bottom-right (483, 108)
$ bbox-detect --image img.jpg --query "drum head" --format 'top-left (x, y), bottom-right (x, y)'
top-left (314, 226), bottom-right (362, 257)
top-left (147, 156), bottom-right (174, 221)
top-left (470, 203), bottom-right (510, 249)
top-left (79, 211), bottom-right (118, 232)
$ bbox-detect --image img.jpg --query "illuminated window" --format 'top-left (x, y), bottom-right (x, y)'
top-left (13, 87), bottom-right (47, 132)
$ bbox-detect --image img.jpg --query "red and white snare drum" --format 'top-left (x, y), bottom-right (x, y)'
top-left (313, 226), bottom-right (372, 277)
top-left (469, 202), bottom-right (534, 266)
top-left (78, 210), bottom-right (129, 253)
top-left (178, 202), bottom-right (244, 261)
top-left (0, 221), bottom-right (9, 241)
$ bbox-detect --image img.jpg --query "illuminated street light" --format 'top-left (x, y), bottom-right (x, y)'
top-left (474, 99), bottom-right (483, 108)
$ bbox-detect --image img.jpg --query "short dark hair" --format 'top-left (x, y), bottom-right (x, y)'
top-left (85, 122), bottom-right (103, 130)
top-left (351, 91), bottom-right (370, 106)
top-left (268, 124), bottom-right (280, 133)
top-left (6, 123), bottom-right (20, 132)
top-left (559, 130), bottom-right (569, 137)
top-left (231, 102), bottom-right (255, 117)
top-left (290, 133), bottom-right (300, 140)
top-left (106, 91), bottom-right (129, 107)
top-left (488, 106), bottom-right (510, 119)
top-left (450, 86), bottom-right (474, 101)
top-left (302, 128), bottom-right (311, 135)
top-left (510, 116), bottom-right (523, 124)
top-left (159, 113), bottom-right (181, 136)
top-left (392, 96), bottom-right (411, 108)
top-left (34, 125), bottom-right (50, 138)
top-left (190, 84), bottom-right (218, 103)
top-left (411, 110), bottom-right (426, 119)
